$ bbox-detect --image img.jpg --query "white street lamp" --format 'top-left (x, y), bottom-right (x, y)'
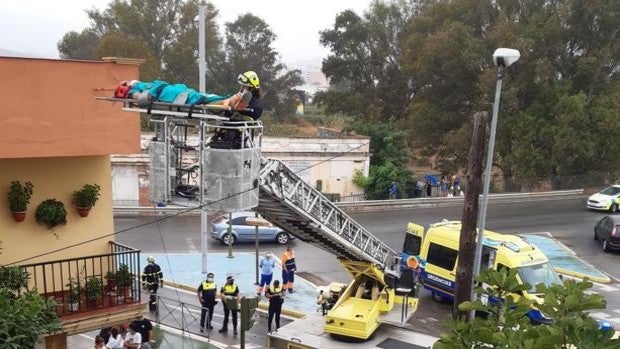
top-left (470, 48), bottom-right (520, 320)
top-left (197, 0), bottom-right (208, 274)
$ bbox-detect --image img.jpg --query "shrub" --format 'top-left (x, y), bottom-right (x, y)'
top-left (35, 199), bottom-right (67, 229)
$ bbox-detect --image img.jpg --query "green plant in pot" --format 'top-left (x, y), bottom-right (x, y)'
top-left (35, 199), bottom-right (67, 230)
top-left (72, 184), bottom-right (101, 217)
top-left (7, 181), bottom-right (34, 222)
top-left (115, 264), bottom-right (134, 301)
top-left (104, 270), bottom-right (117, 290)
top-left (66, 277), bottom-right (81, 312)
top-left (85, 276), bottom-right (103, 308)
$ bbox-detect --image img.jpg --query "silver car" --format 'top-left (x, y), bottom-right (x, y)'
top-left (210, 211), bottom-right (294, 245)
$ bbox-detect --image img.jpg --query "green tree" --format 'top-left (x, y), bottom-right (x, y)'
top-left (0, 266), bottom-right (61, 348)
top-left (434, 268), bottom-right (619, 348)
top-left (402, 0), bottom-right (620, 184)
top-left (317, 0), bottom-right (421, 121)
top-left (350, 120), bottom-right (414, 199)
top-left (222, 14), bottom-right (303, 118)
top-left (58, 0), bottom-right (224, 87)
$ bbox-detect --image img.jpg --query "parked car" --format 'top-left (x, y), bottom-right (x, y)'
top-left (210, 211), bottom-right (294, 245)
top-left (587, 185), bottom-right (620, 213)
top-left (594, 215), bottom-right (620, 252)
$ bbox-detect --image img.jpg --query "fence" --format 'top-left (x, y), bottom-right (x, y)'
top-left (19, 241), bottom-right (142, 317)
top-left (335, 173), bottom-right (615, 202)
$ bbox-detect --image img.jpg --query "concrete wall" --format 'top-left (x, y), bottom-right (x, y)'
top-left (111, 135), bottom-right (370, 205)
top-left (0, 156), bottom-right (113, 265)
top-left (0, 57), bottom-right (141, 158)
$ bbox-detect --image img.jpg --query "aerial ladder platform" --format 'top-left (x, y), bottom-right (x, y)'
top-left (99, 96), bottom-right (418, 340)
top-left (257, 158), bottom-right (418, 339)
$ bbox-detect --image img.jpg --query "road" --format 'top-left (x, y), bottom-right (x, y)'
top-left (115, 195), bottom-right (620, 337)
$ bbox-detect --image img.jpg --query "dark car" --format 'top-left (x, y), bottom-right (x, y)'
top-left (594, 215), bottom-right (620, 252)
top-left (210, 211), bottom-right (294, 245)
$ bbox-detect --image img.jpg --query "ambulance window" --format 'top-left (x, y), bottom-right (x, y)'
top-left (426, 243), bottom-right (458, 270)
top-left (403, 234), bottom-right (421, 255)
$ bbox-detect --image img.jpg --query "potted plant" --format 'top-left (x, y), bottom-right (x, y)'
top-left (115, 264), bottom-right (134, 302)
top-left (7, 181), bottom-right (34, 222)
top-left (72, 184), bottom-right (101, 217)
top-left (104, 271), bottom-right (118, 306)
top-left (85, 276), bottom-right (103, 308)
top-left (35, 199), bottom-right (67, 229)
top-left (66, 277), bottom-right (81, 312)
top-left (104, 270), bottom-right (117, 290)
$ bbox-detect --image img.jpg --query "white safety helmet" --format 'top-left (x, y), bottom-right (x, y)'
top-left (147, 256), bottom-right (155, 263)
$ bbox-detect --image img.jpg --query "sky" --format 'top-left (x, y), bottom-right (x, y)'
top-left (0, 0), bottom-right (372, 67)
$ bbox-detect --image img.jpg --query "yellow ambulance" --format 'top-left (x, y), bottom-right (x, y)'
top-left (404, 220), bottom-right (562, 323)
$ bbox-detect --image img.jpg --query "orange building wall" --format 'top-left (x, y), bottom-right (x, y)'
top-left (0, 57), bottom-right (141, 159)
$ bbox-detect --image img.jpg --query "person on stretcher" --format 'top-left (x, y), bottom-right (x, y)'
top-left (114, 71), bottom-right (262, 120)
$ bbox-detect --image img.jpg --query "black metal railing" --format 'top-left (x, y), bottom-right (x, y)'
top-left (18, 241), bottom-right (141, 317)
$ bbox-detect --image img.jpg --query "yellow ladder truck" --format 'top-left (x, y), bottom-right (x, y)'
top-left (99, 97), bottom-right (419, 344)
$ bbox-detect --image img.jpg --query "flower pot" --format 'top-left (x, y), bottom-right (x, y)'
top-left (69, 302), bottom-right (79, 312)
top-left (76, 207), bottom-right (91, 217)
top-left (11, 211), bottom-right (26, 222)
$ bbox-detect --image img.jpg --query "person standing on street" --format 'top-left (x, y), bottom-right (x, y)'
top-left (197, 272), bottom-right (218, 332)
top-left (281, 246), bottom-right (297, 293)
top-left (131, 316), bottom-right (153, 349)
top-left (266, 280), bottom-right (285, 333)
top-left (219, 275), bottom-right (240, 335)
top-left (258, 252), bottom-right (275, 296)
top-left (142, 256), bottom-right (163, 313)
top-left (389, 181), bottom-right (398, 199)
top-left (123, 323), bottom-right (141, 348)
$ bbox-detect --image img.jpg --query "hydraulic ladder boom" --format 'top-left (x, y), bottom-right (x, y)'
top-left (256, 158), bottom-right (396, 267)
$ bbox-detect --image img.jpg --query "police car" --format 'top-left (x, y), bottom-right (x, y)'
top-left (587, 185), bottom-right (620, 213)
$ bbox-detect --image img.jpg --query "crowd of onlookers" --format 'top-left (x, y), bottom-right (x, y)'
top-left (91, 316), bottom-right (153, 349)
top-left (389, 174), bottom-right (463, 199)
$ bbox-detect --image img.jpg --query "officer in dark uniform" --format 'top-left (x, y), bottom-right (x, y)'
top-left (142, 256), bottom-right (163, 313)
top-left (197, 272), bottom-right (218, 332)
top-left (266, 279), bottom-right (285, 333)
top-left (219, 275), bottom-right (240, 335)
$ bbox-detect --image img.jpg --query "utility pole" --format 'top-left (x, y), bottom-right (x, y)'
top-left (198, 0), bottom-right (208, 274)
top-left (453, 111), bottom-right (487, 320)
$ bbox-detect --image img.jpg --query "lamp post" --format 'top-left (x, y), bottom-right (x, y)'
top-left (470, 48), bottom-right (520, 320)
top-left (197, 0), bottom-right (208, 273)
top-left (198, 1), bottom-right (206, 93)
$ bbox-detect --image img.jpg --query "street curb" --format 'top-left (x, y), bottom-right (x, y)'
top-left (163, 279), bottom-right (306, 319)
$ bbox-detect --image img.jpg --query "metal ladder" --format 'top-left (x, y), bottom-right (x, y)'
top-left (256, 158), bottom-right (396, 267)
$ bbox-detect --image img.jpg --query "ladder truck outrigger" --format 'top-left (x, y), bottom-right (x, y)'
top-left (99, 95), bottom-right (419, 340)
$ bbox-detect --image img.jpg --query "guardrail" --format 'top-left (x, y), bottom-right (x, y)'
top-left (337, 189), bottom-right (585, 211)
top-left (113, 189), bottom-right (585, 215)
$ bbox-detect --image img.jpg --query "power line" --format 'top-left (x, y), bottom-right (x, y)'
top-left (6, 141), bottom-right (370, 266)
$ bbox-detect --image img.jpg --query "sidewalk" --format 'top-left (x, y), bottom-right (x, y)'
top-left (147, 252), bottom-right (320, 314)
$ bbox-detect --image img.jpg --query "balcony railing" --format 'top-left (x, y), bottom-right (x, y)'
top-left (19, 241), bottom-right (142, 317)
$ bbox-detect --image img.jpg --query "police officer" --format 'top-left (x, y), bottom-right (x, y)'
top-left (219, 276), bottom-right (240, 335)
top-left (197, 272), bottom-right (218, 332)
top-left (142, 256), bottom-right (163, 313)
top-left (266, 280), bottom-right (284, 333)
